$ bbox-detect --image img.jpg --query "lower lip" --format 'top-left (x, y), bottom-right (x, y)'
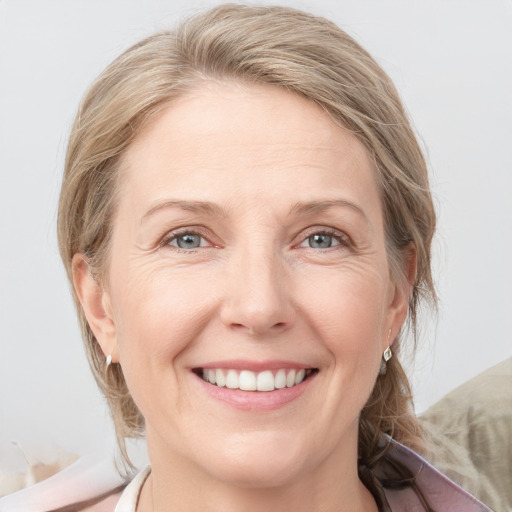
top-left (194, 373), bottom-right (316, 411)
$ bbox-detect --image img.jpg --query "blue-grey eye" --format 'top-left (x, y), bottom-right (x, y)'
top-left (307, 233), bottom-right (337, 249)
top-left (173, 233), bottom-right (203, 249)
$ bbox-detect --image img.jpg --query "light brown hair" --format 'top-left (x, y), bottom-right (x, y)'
top-left (58, 3), bottom-right (436, 468)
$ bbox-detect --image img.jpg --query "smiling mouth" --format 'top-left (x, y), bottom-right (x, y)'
top-left (193, 368), bottom-right (318, 392)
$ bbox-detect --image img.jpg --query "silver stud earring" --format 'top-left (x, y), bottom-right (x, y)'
top-left (379, 330), bottom-right (393, 375)
top-left (379, 347), bottom-right (392, 375)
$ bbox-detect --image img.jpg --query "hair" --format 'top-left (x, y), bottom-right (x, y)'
top-left (58, 3), bottom-right (436, 473)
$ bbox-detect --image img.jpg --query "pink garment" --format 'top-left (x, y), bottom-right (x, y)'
top-left (0, 436), bottom-right (493, 512)
top-left (0, 455), bottom-right (125, 511)
top-left (378, 436), bottom-right (493, 511)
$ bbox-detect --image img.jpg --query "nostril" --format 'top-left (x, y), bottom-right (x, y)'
top-left (229, 321), bottom-right (288, 336)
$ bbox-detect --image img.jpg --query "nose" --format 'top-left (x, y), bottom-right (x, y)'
top-left (219, 245), bottom-right (296, 337)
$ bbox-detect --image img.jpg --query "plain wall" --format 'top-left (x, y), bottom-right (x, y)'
top-left (1, 0), bottom-right (511, 468)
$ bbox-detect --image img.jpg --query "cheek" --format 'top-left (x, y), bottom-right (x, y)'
top-left (108, 266), bottom-right (221, 424)
top-left (297, 264), bottom-right (387, 399)
top-left (298, 264), bottom-right (388, 345)
top-left (109, 262), bottom-right (219, 371)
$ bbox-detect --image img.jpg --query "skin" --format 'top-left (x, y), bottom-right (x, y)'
top-left (73, 81), bottom-right (412, 512)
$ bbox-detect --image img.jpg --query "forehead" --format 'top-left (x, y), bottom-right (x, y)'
top-left (117, 80), bottom-right (380, 216)
top-left (128, 80), bottom-right (369, 156)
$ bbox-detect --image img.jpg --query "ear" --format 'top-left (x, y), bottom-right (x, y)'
top-left (72, 254), bottom-right (119, 363)
top-left (384, 245), bottom-right (417, 349)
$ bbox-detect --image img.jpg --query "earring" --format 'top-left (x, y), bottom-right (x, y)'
top-left (379, 347), bottom-right (392, 375)
top-left (379, 329), bottom-right (393, 375)
top-left (106, 354), bottom-right (112, 369)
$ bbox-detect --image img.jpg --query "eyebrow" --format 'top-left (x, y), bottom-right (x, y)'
top-left (142, 198), bottom-right (369, 224)
top-left (289, 199), bottom-right (369, 223)
top-left (142, 200), bottom-right (227, 222)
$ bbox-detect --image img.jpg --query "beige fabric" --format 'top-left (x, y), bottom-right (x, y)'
top-left (420, 357), bottom-right (512, 512)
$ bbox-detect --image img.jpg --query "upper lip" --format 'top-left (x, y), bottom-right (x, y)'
top-left (193, 360), bottom-right (314, 372)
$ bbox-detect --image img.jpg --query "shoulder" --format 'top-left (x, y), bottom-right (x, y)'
top-left (0, 455), bottom-right (126, 512)
top-left (378, 436), bottom-right (493, 512)
top-left (58, 490), bottom-right (124, 512)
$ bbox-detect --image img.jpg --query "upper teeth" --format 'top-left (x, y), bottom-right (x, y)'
top-left (201, 368), bottom-right (308, 392)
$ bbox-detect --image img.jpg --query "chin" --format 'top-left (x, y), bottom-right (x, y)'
top-left (200, 431), bottom-right (308, 488)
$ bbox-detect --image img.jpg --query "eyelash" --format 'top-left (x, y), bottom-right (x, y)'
top-left (159, 227), bottom-right (214, 252)
top-left (159, 227), bottom-right (352, 252)
top-left (297, 227), bottom-right (352, 250)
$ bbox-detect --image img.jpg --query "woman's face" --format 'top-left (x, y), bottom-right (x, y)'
top-left (78, 81), bottom-right (410, 487)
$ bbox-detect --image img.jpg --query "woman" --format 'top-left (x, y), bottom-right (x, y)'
top-left (52, 4), bottom-right (490, 511)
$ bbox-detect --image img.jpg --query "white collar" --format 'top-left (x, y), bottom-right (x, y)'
top-left (114, 466), bottom-right (151, 512)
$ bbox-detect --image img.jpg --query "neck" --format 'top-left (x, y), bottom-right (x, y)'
top-left (140, 473), bottom-right (377, 512)
top-left (137, 428), bottom-right (378, 512)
